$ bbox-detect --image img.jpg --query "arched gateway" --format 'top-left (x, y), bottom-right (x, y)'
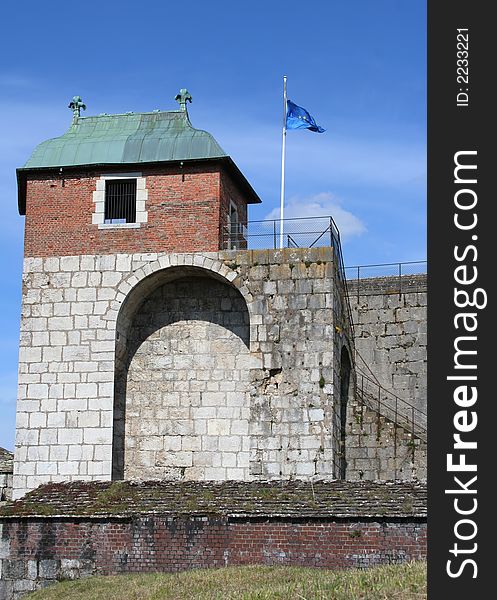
top-left (112, 266), bottom-right (252, 481)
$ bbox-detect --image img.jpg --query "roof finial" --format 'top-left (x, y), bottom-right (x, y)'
top-left (68, 96), bottom-right (86, 123)
top-left (175, 88), bottom-right (192, 112)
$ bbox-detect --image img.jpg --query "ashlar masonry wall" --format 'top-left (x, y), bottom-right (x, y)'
top-left (14, 247), bottom-right (349, 498)
top-left (343, 274), bottom-right (427, 482)
top-left (345, 400), bottom-right (427, 482)
top-left (114, 277), bottom-right (252, 481)
top-left (347, 275), bottom-right (427, 415)
top-left (0, 450), bottom-right (13, 504)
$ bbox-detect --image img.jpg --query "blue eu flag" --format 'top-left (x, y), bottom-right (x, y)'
top-left (286, 99), bottom-right (325, 133)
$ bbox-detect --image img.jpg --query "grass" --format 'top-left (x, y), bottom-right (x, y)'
top-left (26, 562), bottom-right (426, 600)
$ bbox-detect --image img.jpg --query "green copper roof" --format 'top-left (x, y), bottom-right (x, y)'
top-left (17, 93), bottom-right (262, 214)
top-left (23, 109), bottom-right (227, 169)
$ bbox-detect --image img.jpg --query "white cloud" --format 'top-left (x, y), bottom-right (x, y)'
top-left (265, 192), bottom-right (366, 241)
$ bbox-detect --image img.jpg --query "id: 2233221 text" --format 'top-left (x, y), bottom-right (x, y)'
top-left (457, 29), bottom-right (469, 107)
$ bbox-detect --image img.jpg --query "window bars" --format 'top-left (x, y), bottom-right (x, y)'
top-left (104, 179), bottom-right (137, 224)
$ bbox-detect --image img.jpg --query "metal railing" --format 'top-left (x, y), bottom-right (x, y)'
top-left (221, 215), bottom-right (350, 279)
top-left (355, 370), bottom-right (427, 443)
top-left (222, 215), bottom-right (356, 358)
top-left (345, 261), bottom-right (427, 301)
top-left (353, 350), bottom-right (427, 442)
top-left (221, 218), bottom-right (426, 446)
top-left (222, 215), bottom-right (341, 251)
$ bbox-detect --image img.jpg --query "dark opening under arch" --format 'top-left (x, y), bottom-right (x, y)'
top-left (111, 267), bottom-right (251, 481)
top-left (339, 346), bottom-right (352, 479)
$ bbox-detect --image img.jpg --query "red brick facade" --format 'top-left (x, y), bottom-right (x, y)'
top-left (23, 164), bottom-right (248, 258)
top-left (1, 516), bottom-right (426, 584)
top-left (0, 481), bottom-right (426, 595)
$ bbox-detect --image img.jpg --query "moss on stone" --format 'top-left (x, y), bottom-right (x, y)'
top-left (89, 482), bottom-right (142, 514)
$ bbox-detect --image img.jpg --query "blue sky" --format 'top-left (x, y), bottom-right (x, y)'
top-left (0, 1), bottom-right (426, 449)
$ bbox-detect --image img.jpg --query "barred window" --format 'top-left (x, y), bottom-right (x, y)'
top-left (104, 179), bottom-right (137, 224)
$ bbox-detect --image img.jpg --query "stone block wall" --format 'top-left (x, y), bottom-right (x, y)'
top-left (347, 274), bottom-right (427, 414)
top-left (345, 399), bottom-right (427, 481)
top-left (0, 451), bottom-right (13, 504)
top-left (14, 247), bottom-right (349, 498)
top-left (342, 274), bottom-right (427, 482)
top-left (114, 276), bottom-right (253, 481)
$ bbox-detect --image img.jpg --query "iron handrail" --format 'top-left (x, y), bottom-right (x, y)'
top-left (355, 365), bottom-right (427, 441)
top-left (355, 347), bottom-right (427, 417)
top-left (221, 216), bottom-right (356, 354)
top-left (345, 261), bottom-right (427, 300)
top-left (345, 260), bottom-right (427, 271)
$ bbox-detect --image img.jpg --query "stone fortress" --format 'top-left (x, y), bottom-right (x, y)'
top-left (0, 90), bottom-right (427, 598)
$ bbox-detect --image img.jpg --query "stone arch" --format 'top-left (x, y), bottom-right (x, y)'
top-left (338, 345), bottom-right (352, 479)
top-left (111, 264), bottom-right (254, 482)
top-left (111, 254), bottom-right (254, 327)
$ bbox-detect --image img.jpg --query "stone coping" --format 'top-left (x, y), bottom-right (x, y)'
top-left (346, 273), bottom-right (427, 295)
top-left (0, 480), bottom-right (426, 520)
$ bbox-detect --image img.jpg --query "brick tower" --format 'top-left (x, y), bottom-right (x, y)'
top-left (13, 91), bottom-right (353, 499)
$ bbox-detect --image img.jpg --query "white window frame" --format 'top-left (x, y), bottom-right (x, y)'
top-left (92, 172), bottom-right (148, 229)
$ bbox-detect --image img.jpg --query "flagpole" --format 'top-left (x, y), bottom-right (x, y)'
top-left (279, 75), bottom-right (287, 249)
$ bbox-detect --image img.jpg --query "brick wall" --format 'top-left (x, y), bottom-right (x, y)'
top-left (23, 164), bottom-right (250, 258)
top-left (0, 516), bottom-right (426, 598)
top-left (219, 171), bottom-right (248, 248)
